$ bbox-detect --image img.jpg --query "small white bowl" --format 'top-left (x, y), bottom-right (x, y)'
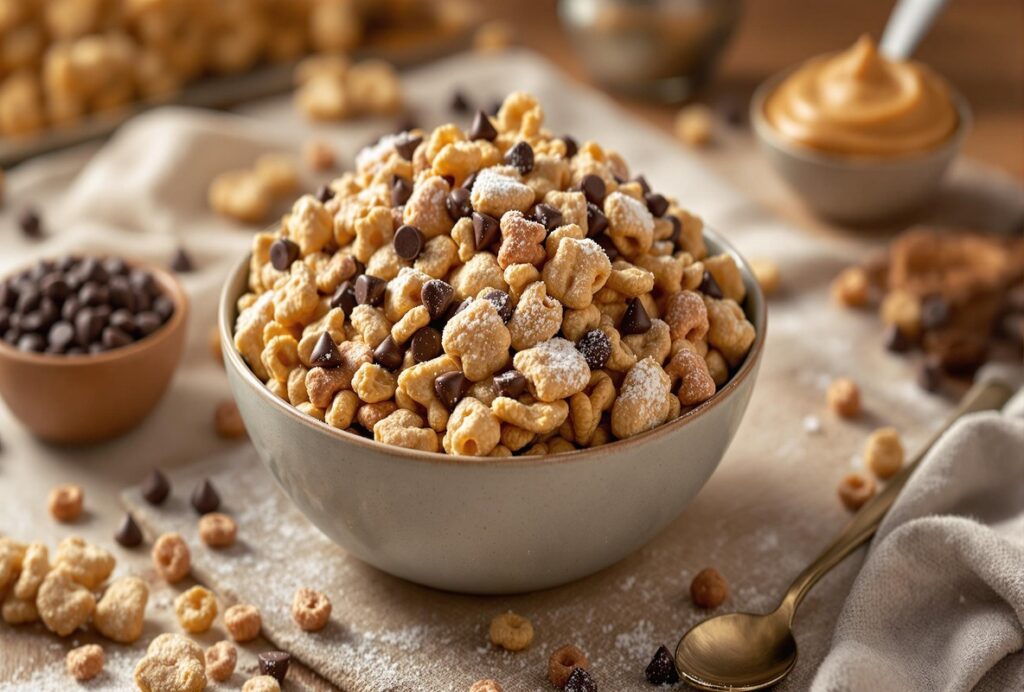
top-left (220, 229), bottom-right (766, 594)
top-left (751, 70), bottom-right (971, 224)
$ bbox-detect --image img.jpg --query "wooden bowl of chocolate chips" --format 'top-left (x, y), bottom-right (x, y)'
top-left (0, 254), bottom-right (188, 444)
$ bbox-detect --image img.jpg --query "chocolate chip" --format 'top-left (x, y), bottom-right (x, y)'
top-left (101, 326), bottom-right (132, 350)
top-left (918, 357), bottom-right (943, 393)
top-left (450, 89), bottom-right (471, 113)
top-left (373, 335), bottom-right (404, 370)
top-left (394, 133), bottom-right (422, 161)
top-left (74, 309), bottom-right (105, 347)
top-left (102, 257), bottom-right (127, 276)
top-left (141, 470), bottom-right (170, 505)
top-left (699, 270), bottom-right (724, 299)
top-left (108, 277), bottom-right (134, 311)
top-left (531, 203), bottom-right (563, 231)
top-left (18, 333), bottom-right (44, 352)
top-left (330, 280), bottom-right (357, 314)
top-left (595, 233), bottom-right (618, 260)
top-left (354, 274), bottom-right (387, 307)
top-left (621, 298), bottom-right (652, 335)
top-left (270, 239), bottom-right (300, 271)
top-left (579, 174), bottom-right (606, 206)
top-left (170, 247), bottom-right (194, 273)
top-left (483, 289), bottom-right (513, 322)
top-left (577, 329), bottom-right (611, 370)
top-left (421, 279), bottom-right (455, 319)
top-left (645, 645), bottom-right (679, 685)
top-left (564, 667), bottom-right (597, 692)
top-left (645, 192), bottom-right (669, 217)
top-left (310, 332), bottom-right (342, 368)
top-left (114, 513), bottom-right (143, 547)
top-left (440, 175), bottom-right (455, 188)
top-left (469, 109), bottom-right (498, 141)
top-left (315, 184), bottom-right (335, 203)
top-left (667, 214), bottom-right (681, 247)
top-left (634, 175), bottom-right (651, 194)
top-left (153, 295), bottom-right (174, 322)
top-left (109, 309), bottom-right (135, 334)
top-left (79, 282), bottom-right (109, 308)
top-left (472, 212), bottom-right (500, 250)
top-left (391, 176), bottom-right (413, 207)
top-left (190, 479), bottom-right (221, 515)
top-left (434, 371), bottom-right (468, 410)
top-left (258, 651), bottom-right (291, 683)
top-left (562, 135), bottom-right (578, 158)
top-left (920, 295), bottom-right (950, 330)
top-left (504, 141), bottom-right (534, 175)
top-left (18, 208), bottom-right (43, 239)
top-left (135, 311), bottom-right (162, 337)
top-left (493, 369), bottom-right (527, 398)
top-left (462, 171), bottom-right (478, 192)
top-left (883, 324), bottom-right (915, 353)
top-left (446, 187), bottom-right (472, 220)
top-left (410, 327), bottom-right (442, 362)
top-left (40, 274), bottom-right (70, 302)
top-left (393, 224), bottom-right (424, 261)
top-left (444, 298), bottom-right (472, 322)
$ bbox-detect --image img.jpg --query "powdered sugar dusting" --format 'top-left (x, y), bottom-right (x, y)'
top-left (355, 133), bottom-right (402, 173)
top-left (608, 191), bottom-right (654, 233)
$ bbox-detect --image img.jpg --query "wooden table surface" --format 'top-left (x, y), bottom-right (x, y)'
top-left (482, 0), bottom-right (1024, 180)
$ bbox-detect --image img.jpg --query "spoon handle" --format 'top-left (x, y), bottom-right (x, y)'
top-left (779, 377), bottom-right (1014, 619)
top-left (880, 0), bottom-right (950, 60)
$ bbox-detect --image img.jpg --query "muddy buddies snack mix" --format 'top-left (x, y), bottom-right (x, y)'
top-left (232, 93), bottom-right (758, 456)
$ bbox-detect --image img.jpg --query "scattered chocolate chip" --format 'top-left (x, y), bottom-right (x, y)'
top-left (354, 274), bottom-right (386, 306)
top-left (18, 208), bottom-right (43, 239)
top-left (269, 239), bottom-right (300, 271)
top-left (577, 329), bottom-right (611, 370)
top-left (595, 233), bottom-right (618, 260)
top-left (315, 184), bottom-right (335, 203)
top-left (330, 280), bottom-right (357, 314)
top-left (170, 247), bottom-right (194, 273)
top-left (483, 289), bottom-right (513, 322)
top-left (532, 203), bottom-right (563, 231)
top-left (434, 371), bottom-right (468, 411)
top-left (699, 270), bottom-right (723, 299)
top-left (391, 176), bottom-right (413, 207)
top-left (421, 279), bottom-right (455, 319)
top-left (394, 133), bottom-right (422, 161)
top-left (564, 667), bottom-right (597, 692)
top-left (504, 141), bottom-right (534, 175)
top-left (562, 135), bottom-right (578, 158)
top-left (141, 470), bottom-right (170, 505)
top-left (258, 651), bottom-right (291, 683)
top-left (645, 192), bottom-right (669, 217)
top-left (469, 110), bottom-right (498, 141)
top-left (114, 513), bottom-right (143, 547)
top-left (472, 212), bottom-right (500, 250)
top-left (493, 369), bottom-right (527, 398)
top-left (579, 174), bottom-right (606, 206)
top-left (190, 480), bottom-right (221, 515)
top-left (645, 645), bottom-right (679, 685)
top-left (920, 295), bottom-right (950, 330)
top-left (634, 175), bottom-right (651, 194)
top-left (393, 224), bottom-right (425, 261)
top-left (450, 89), bottom-right (471, 113)
top-left (446, 187), bottom-right (472, 220)
top-left (883, 324), bottom-right (915, 353)
top-left (410, 327), bottom-right (442, 362)
top-left (373, 335), bottom-right (404, 370)
top-left (586, 203), bottom-right (609, 238)
top-left (621, 298), bottom-right (652, 335)
top-left (310, 332), bottom-right (342, 368)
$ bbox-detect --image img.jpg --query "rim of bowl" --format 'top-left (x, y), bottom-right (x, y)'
top-left (220, 226), bottom-right (767, 467)
top-left (750, 67), bottom-right (972, 168)
top-left (0, 255), bottom-right (189, 366)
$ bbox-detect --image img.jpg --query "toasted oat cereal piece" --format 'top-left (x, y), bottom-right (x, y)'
top-left (152, 532), bottom-right (190, 583)
top-left (94, 576), bottom-right (148, 644)
top-left (225, 603), bottom-right (263, 642)
top-left (470, 680), bottom-right (503, 692)
top-left (864, 427), bottom-right (904, 479)
top-left (831, 267), bottom-right (870, 307)
top-left (488, 611), bottom-right (534, 652)
top-left (611, 357), bottom-right (673, 439)
top-left (13, 542), bottom-right (48, 600)
top-left (37, 569), bottom-right (95, 636)
top-left (548, 644), bottom-right (590, 688)
top-left (53, 536), bottom-right (114, 590)
top-left (827, 377), bottom-right (861, 418)
top-left (147, 633), bottom-right (205, 664)
top-left (199, 512), bottom-right (238, 549)
top-left (674, 104), bottom-right (714, 147)
top-left (243, 676), bottom-right (282, 692)
top-left (2, 592), bottom-right (39, 624)
top-left (512, 337), bottom-right (590, 402)
top-left (750, 259), bottom-right (781, 296)
top-left (838, 472), bottom-right (876, 510)
top-left (209, 169), bottom-right (271, 223)
top-left (292, 587), bottom-right (332, 632)
top-left (66, 644), bottom-right (104, 681)
top-left (0, 537), bottom-right (26, 591)
top-left (690, 567), bottom-right (729, 608)
top-left (134, 653), bottom-right (206, 692)
top-left (175, 586), bottom-right (218, 634)
top-left (48, 484), bottom-right (83, 522)
top-left (304, 139), bottom-right (336, 171)
top-left (205, 640), bottom-right (237, 683)
top-left (254, 153), bottom-right (299, 197)
top-left (215, 400), bottom-right (247, 439)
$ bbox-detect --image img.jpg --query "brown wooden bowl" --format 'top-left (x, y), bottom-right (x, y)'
top-left (0, 257), bottom-right (188, 445)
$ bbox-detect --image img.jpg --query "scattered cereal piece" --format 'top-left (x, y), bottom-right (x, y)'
top-left (175, 585), bottom-right (218, 634)
top-left (473, 21), bottom-right (513, 53)
top-left (225, 603), bottom-right (263, 642)
top-left (214, 400), bottom-right (247, 439)
top-left (864, 427), bottom-right (904, 479)
top-left (13, 542), bottom-right (48, 600)
top-left (690, 567), bottom-right (729, 608)
top-left (147, 633), bottom-right (204, 663)
top-left (258, 651), bottom-right (291, 683)
top-left (750, 259), bottom-right (781, 296)
top-left (37, 569), bottom-right (96, 636)
top-left (205, 640), bottom-right (237, 683)
top-left (470, 680), bottom-right (503, 692)
top-left (292, 587), bottom-right (332, 632)
top-left (831, 267), bottom-right (870, 308)
top-left (152, 532), bottom-right (191, 583)
top-left (134, 652), bottom-right (206, 692)
top-left (209, 169), bottom-right (271, 224)
top-left (838, 472), bottom-right (876, 510)
top-left (548, 644), bottom-right (590, 688)
top-left (198, 512), bottom-right (237, 548)
top-left (674, 104), bottom-right (714, 147)
top-left (489, 611), bottom-right (534, 652)
top-left (66, 644), bottom-right (104, 681)
top-left (48, 484), bottom-right (84, 522)
top-left (645, 644), bottom-right (680, 685)
top-left (243, 676), bottom-right (281, 692)
top-left (0, 538), bottom-right (26, 591)
top-left (53, 536), bottom-right (114, 589)
top-left (94, 576), bottom-right (149, 643)
top-left (304, 139), bottom-right (337, 171)
top-left (826, 377), bottom-right (861, 418)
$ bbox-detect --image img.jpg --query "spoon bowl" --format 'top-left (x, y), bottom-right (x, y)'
top-left (675, 610), bottom-right (797, 691)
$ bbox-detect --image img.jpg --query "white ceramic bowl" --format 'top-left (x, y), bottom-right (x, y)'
top-left (751, 70), bottom-right (971, 224)
top-left (220, 229), bottom-right (766, 594)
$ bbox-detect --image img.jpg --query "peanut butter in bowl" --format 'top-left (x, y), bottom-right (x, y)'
top-left (764, 35), bottom-right (959, 158)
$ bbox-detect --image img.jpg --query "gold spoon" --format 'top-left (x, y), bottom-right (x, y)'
top-left (675, 377), bottom-right (1015, 691)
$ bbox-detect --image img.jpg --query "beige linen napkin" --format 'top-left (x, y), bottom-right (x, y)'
top-left (813, 368), bottom-right (1024, 692)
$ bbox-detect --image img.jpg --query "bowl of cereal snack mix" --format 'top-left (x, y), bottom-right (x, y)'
top-left (221, 92), bottom-right (765, 593)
